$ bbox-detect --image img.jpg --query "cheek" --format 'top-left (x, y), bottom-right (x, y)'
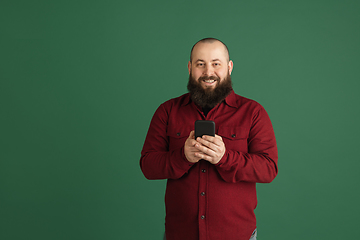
top-left (191, 71), bottom-right (202, 79)
top-left (218, 69), bottom-right (228, 77)
top-left (193, 66), bottom-right (207, 74)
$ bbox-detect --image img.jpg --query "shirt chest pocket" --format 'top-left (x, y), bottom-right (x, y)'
top-left (218, 126), bottom-right (249, 152)
top-left (166, 127), bottom-right (192, 151)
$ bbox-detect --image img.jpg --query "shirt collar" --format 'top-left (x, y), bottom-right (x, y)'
top-left (224, 90), bottom-right (238, 108)
top-left (181, 93), bottom-right (192, 106)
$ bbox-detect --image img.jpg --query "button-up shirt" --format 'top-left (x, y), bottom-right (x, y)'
top-left (140, 90), bottom-right (278, 240)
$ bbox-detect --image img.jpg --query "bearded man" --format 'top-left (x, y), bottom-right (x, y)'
top-left (140, 38), bottom-right (278, 240)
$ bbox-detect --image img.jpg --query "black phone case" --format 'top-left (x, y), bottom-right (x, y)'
top-left (195, 120), bottom-right (215, 139)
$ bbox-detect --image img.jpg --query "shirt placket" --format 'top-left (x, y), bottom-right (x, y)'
top-left (198, 160), bottom-right (208, 240)
top-left (194, 101), bottom-right (217, 240)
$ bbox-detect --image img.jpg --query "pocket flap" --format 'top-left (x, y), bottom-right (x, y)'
top-left (166, 126), bottom-right (192, 138)
top-left (218, 126), bottom-right (248, 140)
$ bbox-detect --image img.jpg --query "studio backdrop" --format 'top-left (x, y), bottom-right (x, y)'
top-left (1, 0), bottom-right (359, 239)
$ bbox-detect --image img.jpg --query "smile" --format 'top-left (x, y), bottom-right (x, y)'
top-left (204, 79), bottom-right (216, 83)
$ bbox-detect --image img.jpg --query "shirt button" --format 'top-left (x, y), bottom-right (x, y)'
top-left (231, 134), bottom-right (236, 138)
top-left (177, 132), bottom-right (181, 136)
top-left (201, 192), bottom-right (205, 196)
top-left (201, 169), bottom-right (206, 173)
top-left (201, 215), bottom-right (205, 219)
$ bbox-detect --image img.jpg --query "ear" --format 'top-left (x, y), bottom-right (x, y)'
top-left (228, 60), bottom-right (234, 75)
top-left (188, 61), bottom-right (192, 74)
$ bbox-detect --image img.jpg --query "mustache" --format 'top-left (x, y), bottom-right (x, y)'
top-left (197, 75), bottom-right (220, 81)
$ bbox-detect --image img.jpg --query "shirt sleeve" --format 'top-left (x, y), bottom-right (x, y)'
top-left (140, 102), bottom-right (194, 180)
top-left (215, 105), bottom-right (278, 183)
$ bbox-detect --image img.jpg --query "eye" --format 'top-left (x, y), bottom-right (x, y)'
top-left (197, 63), bottom-right (205, 67)
top-left (213, 62), bottom-right (220, 67)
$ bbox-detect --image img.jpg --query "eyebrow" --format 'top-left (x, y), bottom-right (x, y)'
top-left (194, 59), bottom-right (222, 63)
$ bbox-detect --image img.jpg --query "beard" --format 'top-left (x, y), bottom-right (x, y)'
top-left (187, 72), bottom-right (233, 109)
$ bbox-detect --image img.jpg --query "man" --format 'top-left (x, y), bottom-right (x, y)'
top-left (140, 38), bottom-right (278, 240)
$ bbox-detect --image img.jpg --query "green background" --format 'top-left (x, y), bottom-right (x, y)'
top-left (1, 0), bottom-right (359, 239)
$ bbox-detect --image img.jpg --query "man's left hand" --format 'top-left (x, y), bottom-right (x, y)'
top-left (194, 134), bottom-right (226, 164)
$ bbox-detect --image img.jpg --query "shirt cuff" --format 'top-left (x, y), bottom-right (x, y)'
top-left (172, 147), bottom-right (194, 171)
top-left (215, 150), bottom-right (230, 167)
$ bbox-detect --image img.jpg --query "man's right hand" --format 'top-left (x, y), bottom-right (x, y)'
top-left (184, 131), bottom-right (202, 163)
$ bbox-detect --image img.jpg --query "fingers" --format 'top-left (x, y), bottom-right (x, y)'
top-left (196, 135), bottom-right (223, 148)
top-left (184, 130), bottom-right (202, 163)
top-left (194, 134), bottom-right (225, 164)
top-left (194, 151), bottom-right (213, 162)
top-left (187, 131), bottom-right (198, 147)
top-left (194, 141), bottom-right (217, 157)
top-left (185, 131), bottom-right (226, 164)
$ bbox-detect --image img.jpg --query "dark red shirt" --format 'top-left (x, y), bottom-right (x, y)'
top-left (140, 90), bottom-right (278, 240)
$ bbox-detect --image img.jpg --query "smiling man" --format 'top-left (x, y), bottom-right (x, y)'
top-left (187, 40), bottom-right (233, 116)
top-left (140, 38), bottom-right (278, 240)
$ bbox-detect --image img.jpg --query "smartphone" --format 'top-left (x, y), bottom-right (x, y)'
top-left (195, 120), bottom-right (215, 139)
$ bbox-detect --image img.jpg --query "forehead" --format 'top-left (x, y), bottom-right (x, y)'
top-left (192, 41), bottom-right (229, 62)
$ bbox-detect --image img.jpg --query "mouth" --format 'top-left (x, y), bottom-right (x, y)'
top-left (204, 79), bottom-right (216, 83)
top-left (202, 79), bottom-right (217, 86)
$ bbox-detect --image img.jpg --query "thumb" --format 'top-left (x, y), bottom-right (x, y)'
top-left (188, 130), bottom-right (195, 139)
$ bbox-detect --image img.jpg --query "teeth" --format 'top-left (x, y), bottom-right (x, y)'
top-left (204, 80), bottom-right (215, 83)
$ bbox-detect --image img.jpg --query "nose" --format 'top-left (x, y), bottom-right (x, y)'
top-left (204, 65), bottom-right (214, 76)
